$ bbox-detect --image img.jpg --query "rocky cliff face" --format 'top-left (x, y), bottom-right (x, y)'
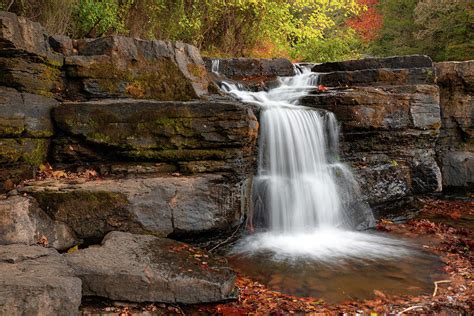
top-left (302, 55), bottom-right (443, 217)
top-left (435, 61), bottom-right (473, 189)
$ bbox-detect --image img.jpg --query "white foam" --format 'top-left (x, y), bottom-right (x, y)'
top-left (232, 229), bottom-right (414, 262)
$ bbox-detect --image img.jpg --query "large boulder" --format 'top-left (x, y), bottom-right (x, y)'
top-left (66, 231), bottom-right (236, 304)
top-left (0, 244), bottom-right (82, 315)
top-left (65, 36), bottom-right (209, 100)
top-left (0, 11), bottom-right (63, 97)
top-left (0, 196), bottom-right (76, 250)
top-left (435, 61), bottom-right (474, 189)
top-left (52, 98), bottom-right (258, 176)
top-left (19, 174), bottom-right (248, 240)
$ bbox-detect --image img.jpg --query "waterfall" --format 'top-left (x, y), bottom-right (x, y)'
top-left (223, 66), bottom-right (409, 260)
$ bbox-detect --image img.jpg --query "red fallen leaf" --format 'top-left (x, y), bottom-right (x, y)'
top-left (317, 85), bottom-right (328, 92)
top-left (373, 289), bottom-right (387, 299)
top-left (448, 211), bottom-right (462, 220)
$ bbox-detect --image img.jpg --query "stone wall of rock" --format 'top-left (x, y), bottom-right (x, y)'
top-left (435, 61), bottom-right (473, 189)
top-left (303, 55), bottom-right (443, 216)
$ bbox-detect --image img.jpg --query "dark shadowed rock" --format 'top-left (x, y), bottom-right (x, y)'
top-left (0, 244), bottom-right (82, 315)
top-left (65, 36), bottom-right (209, 100)
top-left (52, 98), bottom-right (258, 175)
top-left (435, 61), bottom-right (474, 189)
top-left (0, 86), bottom-right (58, 137)
top-left (312, 55), bottom-right (433, 72)
top-left (204, 57), bottom-right (295, 79)
top-left (438, 151), bottom-right (474, 188)
top-left (49, 35), bottom-right (75, 56)
top-left (19, 174), bottom-right (248, 240)
top-left (0, 196), bottom-right (77, 250)
top-left (66, 231), bottom-right (236, 303)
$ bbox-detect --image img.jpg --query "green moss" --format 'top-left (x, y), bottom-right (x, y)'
top-left (126, 148), bottom-right (229, 161)
top-left (87, 132), bottom-right (112, 144)
top-left (152, 117), bottom-right (195, 137)
top-left (78, 58), bottom-right (197, 100)
top-left (23, 139), bottom-right (49, 166)
top-left (0, 118), bottom-right (25, 137)
top-left (0, 138), bottom-right (48, 166)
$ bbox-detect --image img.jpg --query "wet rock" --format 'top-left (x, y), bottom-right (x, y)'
top-left (435, 61), bottom-right (474, 189)
top-left (65, 36), bottom-right (209, 100)
top-left (0, 86), bottom-right (58, 137)
top-left (352, 161), bottom-right (411, 205)
top-left (19, 174), bottom-right (247, 240)
top-left (66, 231), bottom-right (236, 303)
top-left (52, 98), bottom-right (258, 175)
top-left (0, 196), bottom-right (76, 250)
top-left (0, 244), bottom-right (82, 315)
top-left (312, 55), bottom-right (433, 72)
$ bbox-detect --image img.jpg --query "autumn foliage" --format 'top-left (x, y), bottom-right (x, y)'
top-left (347, 0), bottom-right (383, 42)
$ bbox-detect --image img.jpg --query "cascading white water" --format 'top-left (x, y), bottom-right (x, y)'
top-left (221, 65), bottom-right (411, 260)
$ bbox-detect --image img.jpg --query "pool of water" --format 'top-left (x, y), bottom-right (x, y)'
top-left (228, 231), bottom-right (446, 303)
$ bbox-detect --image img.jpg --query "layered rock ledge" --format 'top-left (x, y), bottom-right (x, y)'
top-left (19, 174), bottom-right (247, 240)
top-left (305, 55), bottom-right (442, 214)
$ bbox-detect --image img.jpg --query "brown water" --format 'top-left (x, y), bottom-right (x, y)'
top-left (228, 237), bottom-right (446, 303)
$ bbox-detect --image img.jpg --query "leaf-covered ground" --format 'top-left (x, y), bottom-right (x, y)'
top-left (80, 196), bottom-right (473, 315)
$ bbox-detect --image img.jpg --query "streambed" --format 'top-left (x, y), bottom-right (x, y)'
top-left (228, 231), bottom-right (446, 303)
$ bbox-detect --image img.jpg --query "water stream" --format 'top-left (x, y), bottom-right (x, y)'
top-left (213, 63), bottom-right (445, 302)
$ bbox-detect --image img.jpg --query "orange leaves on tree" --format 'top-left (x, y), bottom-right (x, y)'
top-left (347, 0), bottom-right (383, 42)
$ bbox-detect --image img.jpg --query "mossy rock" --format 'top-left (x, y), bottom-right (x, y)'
top-left (0, 138), bottom-right (49, 166)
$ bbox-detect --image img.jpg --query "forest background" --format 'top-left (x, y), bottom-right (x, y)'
top-left (1, 0), bottom-right (472, 62)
